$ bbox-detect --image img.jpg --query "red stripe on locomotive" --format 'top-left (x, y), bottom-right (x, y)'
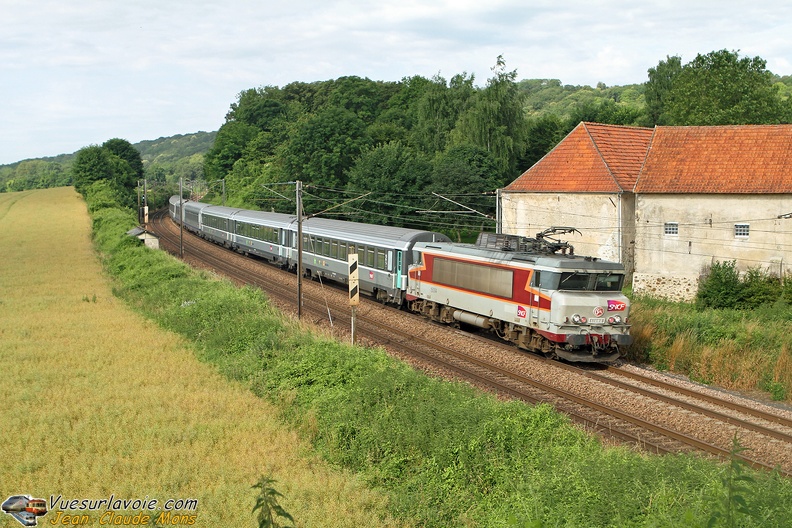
top-left (411, 251), bottom-right (552, 310)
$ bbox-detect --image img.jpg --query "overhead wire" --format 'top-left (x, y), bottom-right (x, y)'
top-left (248, 182), bottom-right (792, 265)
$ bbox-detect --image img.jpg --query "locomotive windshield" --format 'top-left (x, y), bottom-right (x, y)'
top-left (534, 271), bottom-right (623, 291)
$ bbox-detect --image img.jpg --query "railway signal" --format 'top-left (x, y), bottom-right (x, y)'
top-left (349, 254), bottom-right (359, 344)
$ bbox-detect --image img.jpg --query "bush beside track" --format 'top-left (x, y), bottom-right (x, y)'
top-left (89, 184), bottom-right (792, 527)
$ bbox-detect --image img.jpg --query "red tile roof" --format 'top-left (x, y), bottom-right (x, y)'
top-left (504, 122), bottom-right (654, 193)
top-left (505, 122), bottom-right (792, 195)
top-left (635, 125), bottom-right (792, 193)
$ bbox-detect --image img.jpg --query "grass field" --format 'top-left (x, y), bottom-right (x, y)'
top-left (0, 188), bottom-right (400, 527)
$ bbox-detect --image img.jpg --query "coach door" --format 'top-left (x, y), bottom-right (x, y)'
top-left (394, 250), bottom-right (403, 289)
top-left (528, 271), bottom-right (541, 326)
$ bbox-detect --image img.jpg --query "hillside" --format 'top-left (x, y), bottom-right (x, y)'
top-left (0, 131), bottom-right (217, 192)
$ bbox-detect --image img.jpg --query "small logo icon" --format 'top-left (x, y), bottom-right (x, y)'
top-left (607, 300), bottom-right (626, 311)
top-left (593, 306), bottom-right (604, 317)
top-left (516, 305), bottom-right (527, 318)
top-left (2, 495), bottom-right (48, 526)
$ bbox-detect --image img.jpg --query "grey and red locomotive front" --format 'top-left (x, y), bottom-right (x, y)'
top-left (406, 231), bottom-right (632, 362)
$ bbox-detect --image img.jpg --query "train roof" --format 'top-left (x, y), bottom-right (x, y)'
top-left (302, 216), bottom-right (452, 248)
top-left (415, 241), bottom-right (626, 271)
top-left (170, 196), bottom-right (213, 212)
top-left (194, 204), bottom-right (245, 217)
top-left (172, 198), bottom-right (452, 248)
top-left (231, 209), bottom-right (296, 229)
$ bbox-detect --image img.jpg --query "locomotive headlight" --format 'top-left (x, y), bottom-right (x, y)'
top-left (571, 314), bottom-right (587, 324)
top-left (608, 315), bottom-right (622, 324)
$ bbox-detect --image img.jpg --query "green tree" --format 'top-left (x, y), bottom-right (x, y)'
top-left (664, 49), bottom-right (786, 125)
top-left (102, 138), bottom-right (144, 180)
top-left (323, 76), bottom-right (399, 124)
top-left (345, 141), bottom-right (433, 226)
top-left (71, 143), bottom-right (137, 205)
top-left (427, 144), bottom-right (501, 238)
top-left (284, 106), bottom-right (370, 194)
top-left (410, 73), bottom-right (475, 155)
top-left (377, 75), bottom-right (434, 135)
top-left (72, 145), bottom-right (114, 195)
top-left (204, 121), bottom-right (259, 180)
top-left (451, 56), bottom-right (527, 180)
top-left (644, 55), bottom-right (682, 125)
top-left (521, 114), bottom-right (569, 168)
top-left (229, 87), bottom-right (288, 130)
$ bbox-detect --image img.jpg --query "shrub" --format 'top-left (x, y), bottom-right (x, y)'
top-left (697, 260), bottom-right (742, 309)
top-left (697, 261), bottom-right (782, 309)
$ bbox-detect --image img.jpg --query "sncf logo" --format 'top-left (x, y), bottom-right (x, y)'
top-left (517, 306), bottom-right (527, 318)
top-left (607, 300), bottom-right (626, 311)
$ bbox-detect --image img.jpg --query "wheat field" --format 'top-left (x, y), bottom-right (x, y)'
top-left (0, 187), bottom-right (399, 527)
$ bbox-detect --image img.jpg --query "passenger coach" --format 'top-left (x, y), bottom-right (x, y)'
top-left (169, 196), bottom-right (452, 304)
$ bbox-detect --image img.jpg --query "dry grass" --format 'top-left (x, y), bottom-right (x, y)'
top-left (773, 346), bottom-right (792, 390)
top-left (0, 188), bottom-right (401, 527)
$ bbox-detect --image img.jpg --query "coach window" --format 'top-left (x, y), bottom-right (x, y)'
top-left (366, 247), bottom-right (376, 268)
top-left (338, 242), bottom-right (347, 260)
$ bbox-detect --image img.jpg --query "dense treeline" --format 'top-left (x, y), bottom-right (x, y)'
top-left (203, 51), bottom-right (792, 236)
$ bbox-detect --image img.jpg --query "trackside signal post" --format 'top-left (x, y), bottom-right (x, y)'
top-left (348, 254), bottom-right (360, 344)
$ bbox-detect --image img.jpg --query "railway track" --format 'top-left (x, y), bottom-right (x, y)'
top-left (148, 210), bottom-right (792, 476)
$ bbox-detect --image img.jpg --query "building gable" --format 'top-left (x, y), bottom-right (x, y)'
top-left (505, 122), bottom-right (653, 193)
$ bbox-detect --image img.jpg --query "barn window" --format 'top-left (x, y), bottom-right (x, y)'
top-left (664, 222), bottom-right (679, 235)
top-left (734, 224), bottom-right (750, 238)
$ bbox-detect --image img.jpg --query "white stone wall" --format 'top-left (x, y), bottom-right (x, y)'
top-left (634, 194), bottom-right (792, 274)
top-left (632, 273), bottom-right (699, 302)
top-left (499, 192), bottom-right (627, 264)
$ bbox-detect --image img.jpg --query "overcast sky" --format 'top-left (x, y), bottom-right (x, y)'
top-left (2, 0), bottom-right (791, 165)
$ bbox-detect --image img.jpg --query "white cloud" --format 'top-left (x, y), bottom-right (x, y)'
top-left (1, 0), bottom-right (791, 164)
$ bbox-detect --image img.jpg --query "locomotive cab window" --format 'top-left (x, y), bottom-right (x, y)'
top-left (595, 273), bottom-right (623, 291)
top-left (535, 271), bottom-right (624, 291)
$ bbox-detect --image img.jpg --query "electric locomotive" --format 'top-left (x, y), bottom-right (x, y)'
top-left (406, 229), bottom-right (631, 363)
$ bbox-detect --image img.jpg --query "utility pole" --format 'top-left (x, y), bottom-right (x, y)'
top-left (179, 177), bottom-right (184, 258)
top-left (143, 179), bottom-right (149, 225)
top-left (137, 180), bottom-right (141, 224)
top-left (296, 180), bottom-right (303, 319)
